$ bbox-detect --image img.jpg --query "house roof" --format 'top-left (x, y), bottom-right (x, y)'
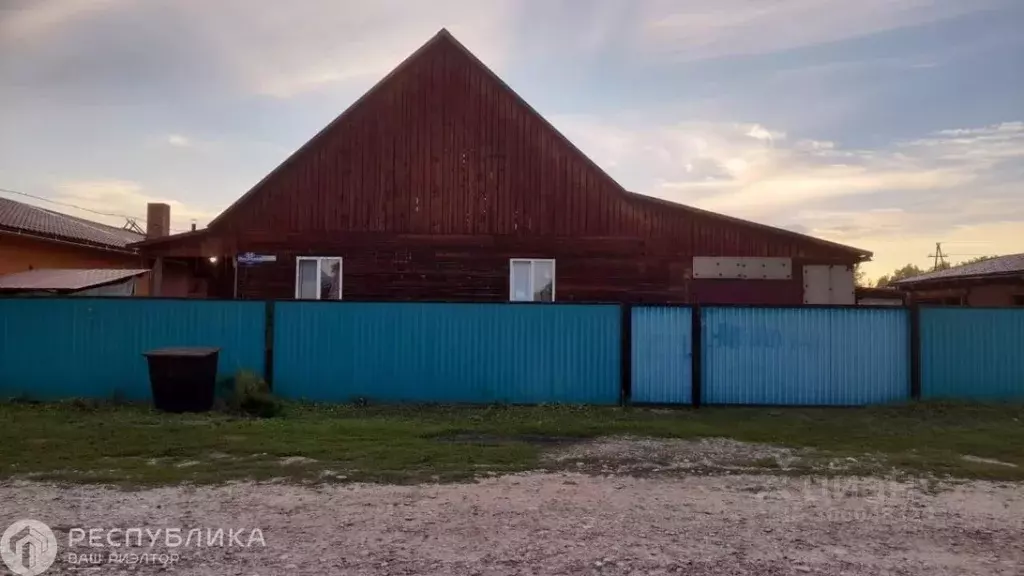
top-left (893, 253), bottom-right (1024, 286)
top-left (623, 191), bottom-right (872, 258)
top-left (130, 227), bottom-right (207, 247)
top-left (133, 29), bottom-right (870, 261)
top-left (0, 196), bottom-right (143, 251)
top-left (0, 268), bottom-right (148, 292)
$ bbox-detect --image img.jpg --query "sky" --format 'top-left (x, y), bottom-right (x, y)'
top-left (1, 0), bottom-right (1022, 281)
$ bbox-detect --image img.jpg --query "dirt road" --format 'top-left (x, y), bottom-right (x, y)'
top-left (2, 472), bottom-right (1021, 575)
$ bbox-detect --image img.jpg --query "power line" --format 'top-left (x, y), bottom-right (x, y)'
top-left (0, 186), bottom-right (145, 222)
top-left (0, 186), bottom-right (192, 233)
top-left (927, 241), bottom-right (995, 270)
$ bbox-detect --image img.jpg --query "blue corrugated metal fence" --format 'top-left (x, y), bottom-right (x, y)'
top-left (702, 307), bottom-right (909, 405)
top-left (0, 298), bottom-right (265, 400)
top-left (272, 302), bottom-right (621, 404)
top-left (920, 308), bottom-right (1024, 400)
top-left (2, 297), bottom-right (1021, 406)
top-left (630, 306), bottom-right (693, 404)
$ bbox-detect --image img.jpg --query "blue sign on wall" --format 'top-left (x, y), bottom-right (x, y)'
top-left (236, 253), bottom-right (277, 266)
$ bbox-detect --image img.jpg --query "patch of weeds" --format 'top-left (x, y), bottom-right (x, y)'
top-left (222, 370), bottom-right (284, 418)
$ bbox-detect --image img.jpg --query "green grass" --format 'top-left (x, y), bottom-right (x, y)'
top-left (2, 401), bottom-right (1023, 486)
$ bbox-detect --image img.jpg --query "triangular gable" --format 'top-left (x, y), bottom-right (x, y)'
top-left (208, 29), bottom-right (460, 229)
top-left (180, 29), bottom-right (867, 260)
top-left (209, 28), bottom-right (638, 238)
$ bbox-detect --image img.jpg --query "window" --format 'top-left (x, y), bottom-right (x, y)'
top-left (509, 259), bottom-right (555, 302)
top-left (295, 257), bottom-right (342, 300)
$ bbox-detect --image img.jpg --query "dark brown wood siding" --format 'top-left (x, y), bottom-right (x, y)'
top-left (193, 32), bottom-right (862, 304)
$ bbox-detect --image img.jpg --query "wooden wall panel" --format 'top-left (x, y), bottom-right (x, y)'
top-left (226, 233), bottom-right (826, 304)
top-left (234, 236), bottom-right (682, 303)
top-left (216, 38), bottom-right (645, 240)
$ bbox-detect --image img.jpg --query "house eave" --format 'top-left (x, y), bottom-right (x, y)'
top-left (896, 272), bottom-right (1024, 289)
top-left (0, 226), bottom-right (139, 255)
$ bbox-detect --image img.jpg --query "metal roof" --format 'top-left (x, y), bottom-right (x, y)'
top-left (0, 197), bottom-right (143, 250)
top-left (893, 253), bottom-right (1024, 286)
top-left (0, 269), bottom-right (149, 291)
top-left (624, 191), bottom-right (872, 258)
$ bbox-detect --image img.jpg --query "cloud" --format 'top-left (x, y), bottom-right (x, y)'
top-left (207, 1), bottom-right (517, 98)
top-left (52, 180), bottom-right (219, 232)
top-left (153, 133), bottom-right (225, 155)
top-left (166, 134), bottom-right (191, 148)
top-left (639, 0), bottom-right (994, 61)
top-left (551, 115), bottom-right (1024, 278)
top-left (0, 0), bottom-right (124, 43)
top-left (1, 0), bottom-right (517, 101)
top-left (745, 125), bottom-right (785, 144)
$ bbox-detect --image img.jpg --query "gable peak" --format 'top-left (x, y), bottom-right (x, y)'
top-left (426, 27), bottom-right (464, 50)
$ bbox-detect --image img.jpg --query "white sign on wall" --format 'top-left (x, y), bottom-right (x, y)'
top-left (692, 257), bottom-right (792, 280)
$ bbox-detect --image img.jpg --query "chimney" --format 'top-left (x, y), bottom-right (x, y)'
top-left (146, 203), bottom-right (171, 238)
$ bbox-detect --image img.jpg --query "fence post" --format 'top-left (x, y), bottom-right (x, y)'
top-left (264, 300), bottom-right (275, 391)
top-left (909, 304), bottom-right (921, 400)
top-left (620, 303), bottom-right (632, 406)
top-left (691, 304), bottom-right (702, 408)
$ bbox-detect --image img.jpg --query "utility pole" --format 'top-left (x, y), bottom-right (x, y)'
top-left (930, 242), bottom-right (946, 271)
top-left (927, 241), bottom-right (989, 270)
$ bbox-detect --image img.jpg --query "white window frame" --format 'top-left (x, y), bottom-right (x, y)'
top-left (294, 256), bottom-right (343, 300)
top-left (509, 258), bottom-right (556, 302)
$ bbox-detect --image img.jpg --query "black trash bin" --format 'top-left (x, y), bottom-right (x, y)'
top-left (143, 347), bottom-right (220, 413)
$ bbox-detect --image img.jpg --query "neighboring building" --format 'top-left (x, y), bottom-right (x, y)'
top-left (855, 287), bottom-right (906, 306)
top-left (134, 29), bottom-right (870, 305)
top-left (893, 254), bottom-right (1024, 306)
top-left (0, 196), bottom-right (144, 273)
top-left (0, 196), bottom-right (153, 295)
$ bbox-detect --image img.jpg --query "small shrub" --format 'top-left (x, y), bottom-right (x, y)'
top-left (224, 370), bottom-right (283, 418)
top-left (239, 391), bottom-right (284, 418)
top-left (231, 371), bottom-right (265, 401)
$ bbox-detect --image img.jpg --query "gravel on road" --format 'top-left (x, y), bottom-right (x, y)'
top-left (2, 472), bottom-right (1022, 576)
